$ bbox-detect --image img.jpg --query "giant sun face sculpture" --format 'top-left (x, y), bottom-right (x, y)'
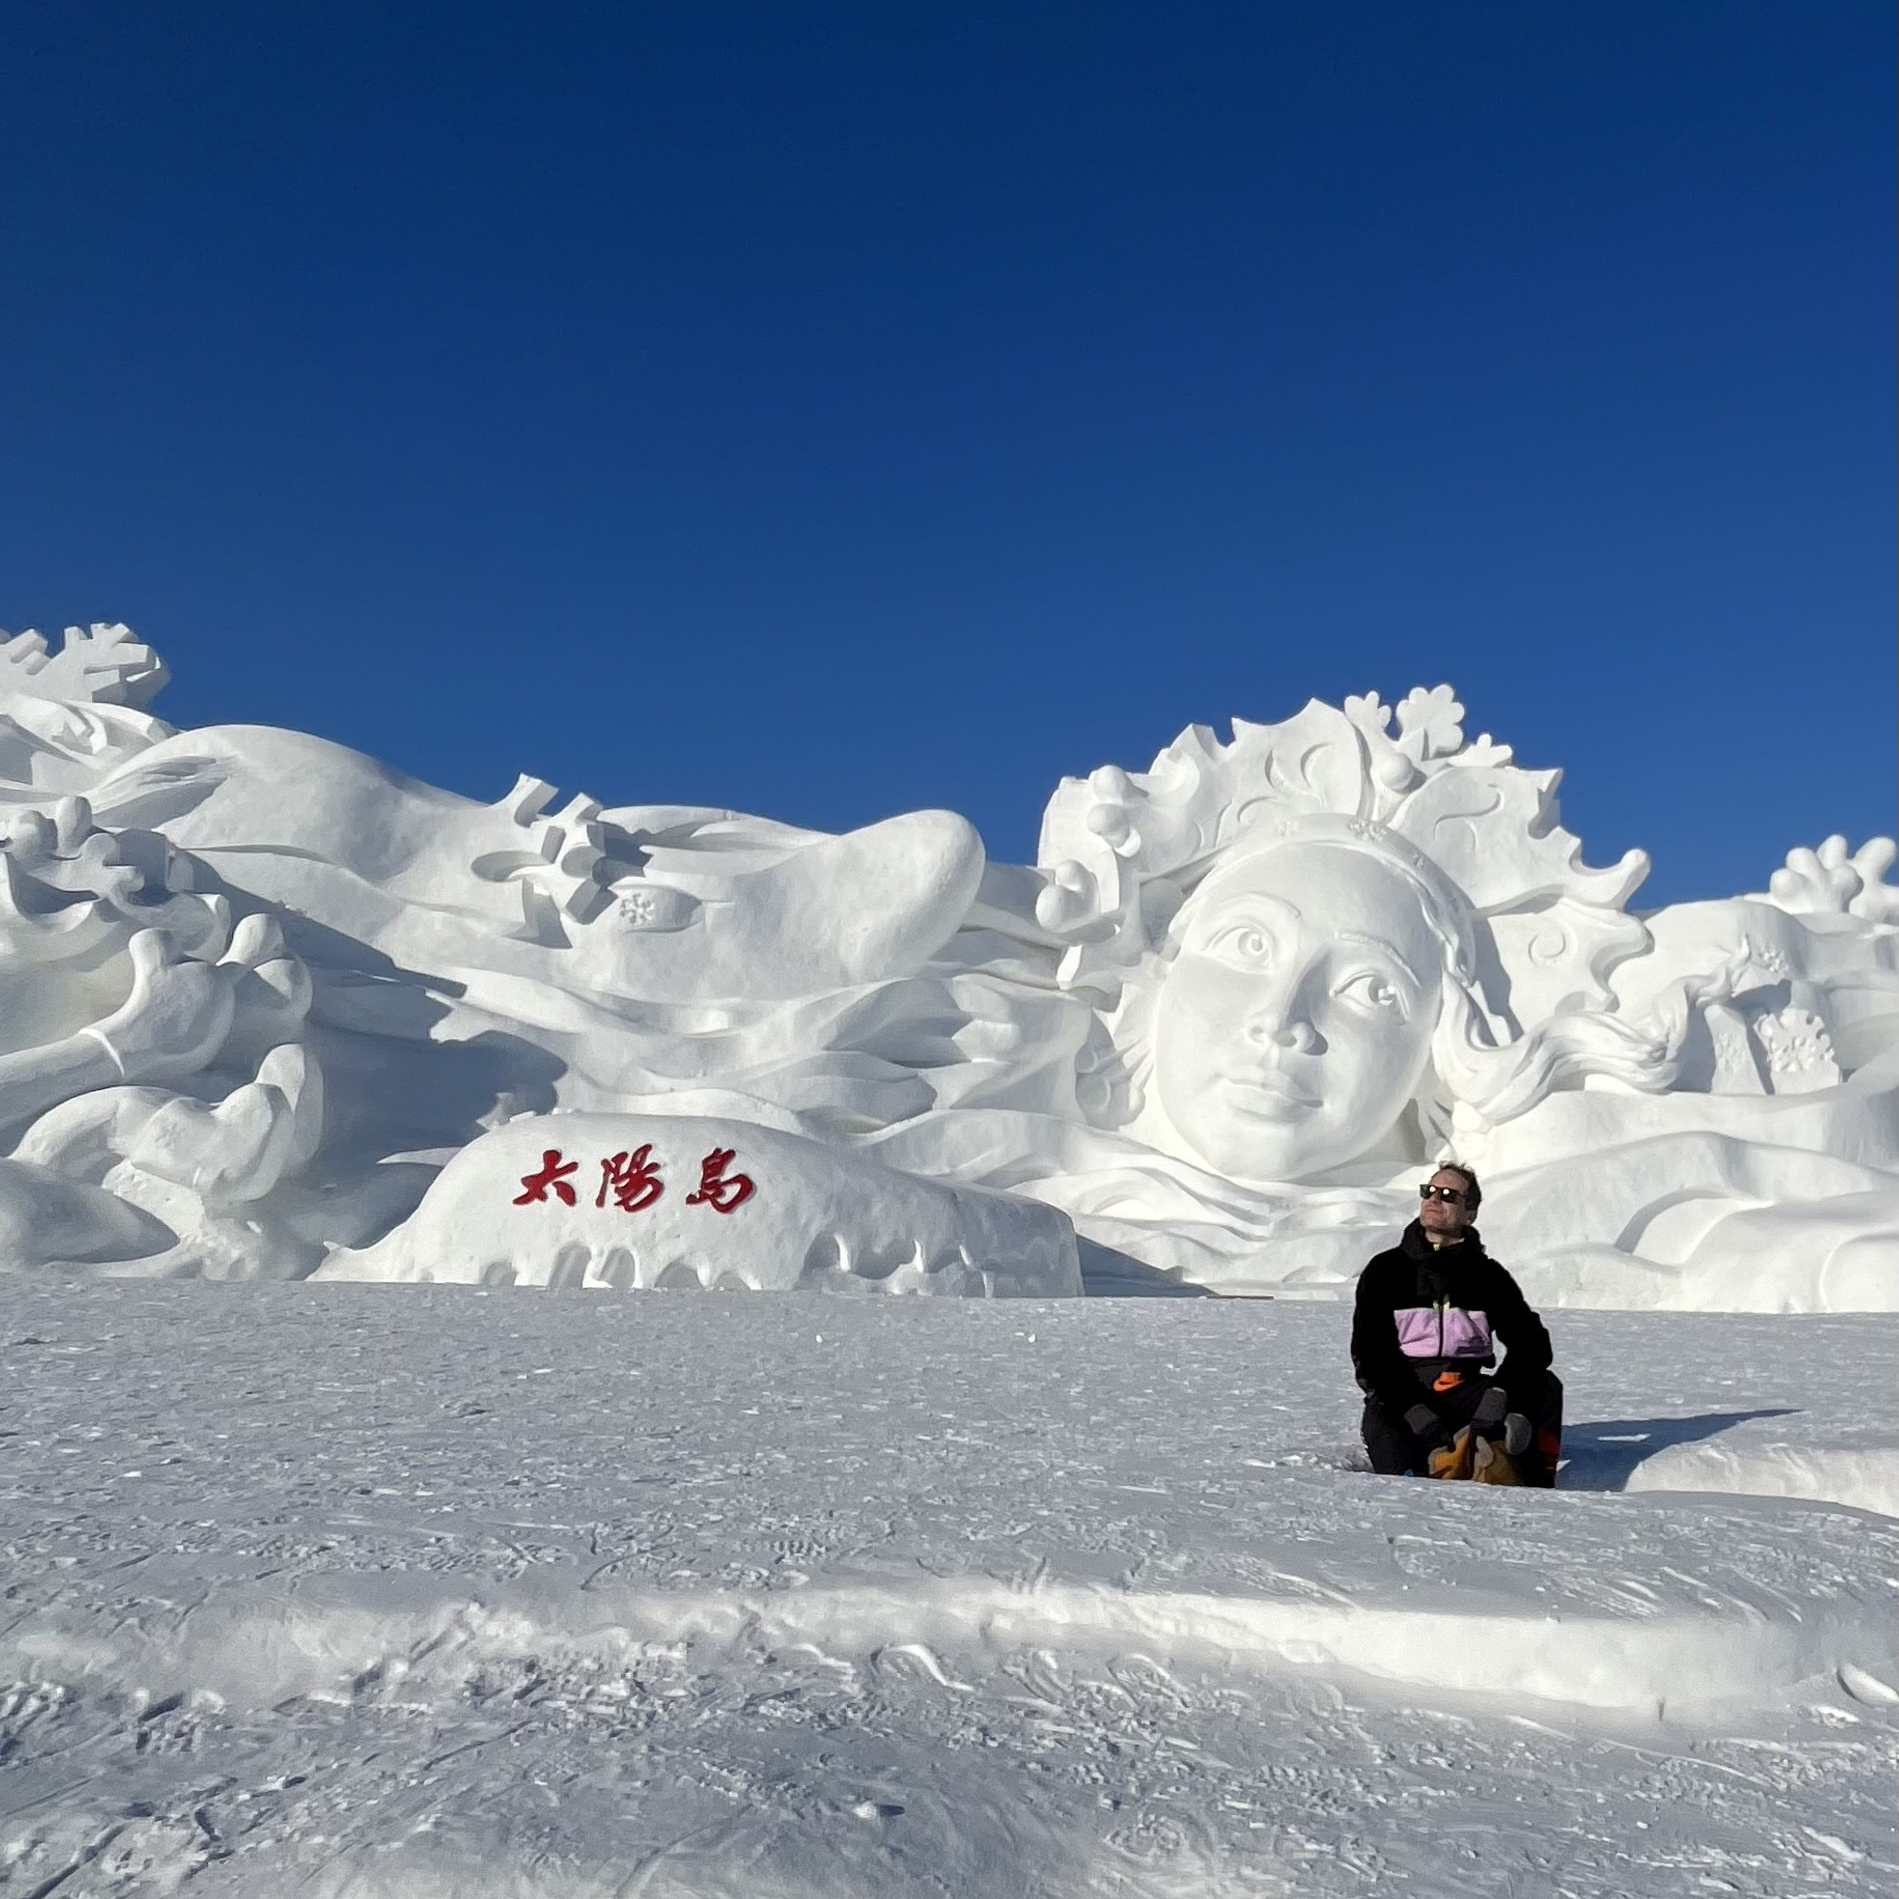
top-left (1036, 688), bottom-right (1671, 1186)
top-left (1148, 837), bottom-right (1444, 1181)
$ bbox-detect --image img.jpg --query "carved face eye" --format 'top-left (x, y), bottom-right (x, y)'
top-left (1205, 922), bottom-right (1276, 970)
top-left (1337, 968), bottom-right (1405, 1015)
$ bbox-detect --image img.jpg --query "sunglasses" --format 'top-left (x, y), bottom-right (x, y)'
top-left (1418, 1183), bottom-right (1468, 1206)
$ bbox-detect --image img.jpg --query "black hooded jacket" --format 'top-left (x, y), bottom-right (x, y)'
top-left (1350, 1221), bottom-right (1553, 1419)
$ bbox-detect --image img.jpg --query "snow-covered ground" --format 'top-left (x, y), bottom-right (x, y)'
top-left (2, 1285), bottom-right (1894, 1897)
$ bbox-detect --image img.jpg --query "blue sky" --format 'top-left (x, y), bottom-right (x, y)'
top-left (2, 3), bottom-right (1892, 906)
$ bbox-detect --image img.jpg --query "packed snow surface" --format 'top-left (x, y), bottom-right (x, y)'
top-left (1, 1285), bottom-right (1895, 1897)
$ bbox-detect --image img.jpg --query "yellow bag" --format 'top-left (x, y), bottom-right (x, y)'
top-left (1470, 1435), bottom-right (1523, 1486)
top-left (1427, 1426), bottom-right (1477, 1480)
top-left (1428, 1426), bottom-right (1524, 1486)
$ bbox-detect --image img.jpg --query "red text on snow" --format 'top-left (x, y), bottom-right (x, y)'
top-left (512, 1145), bottom-right (757, 1214)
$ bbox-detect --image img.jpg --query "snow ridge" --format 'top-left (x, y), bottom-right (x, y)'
top-left (21, 1560), bottom-right (1898, 1723)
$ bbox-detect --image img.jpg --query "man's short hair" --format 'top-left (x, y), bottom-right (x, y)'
top-left (1436, 1162), bottom-right (1482, 1211)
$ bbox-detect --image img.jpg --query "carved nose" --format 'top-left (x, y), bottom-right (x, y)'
top-left (1246, 1011), bottom-right (1320, 1056)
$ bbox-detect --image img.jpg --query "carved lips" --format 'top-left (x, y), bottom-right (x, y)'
top-left (1217, 1065), bottom-right (1321, 1116)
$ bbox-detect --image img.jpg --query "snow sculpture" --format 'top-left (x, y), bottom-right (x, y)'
top-left (318, 1112), bottom-right (1081, 1295)
top-left (873, 693), bottom-right (1899, 1306)
top-left (2, 623), bottom-right (1894, 1310)
top-left (1032, 689), bottom-right (1678, 1180)
top-left (0, 784), bottom-right (322, 1276)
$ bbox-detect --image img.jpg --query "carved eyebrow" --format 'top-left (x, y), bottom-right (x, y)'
top-left (1207, 894), bottom-right (1301, 928)
top-left (1334, 930), bottom-right (1422, 988)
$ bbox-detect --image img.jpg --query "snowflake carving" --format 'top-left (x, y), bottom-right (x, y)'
top-left (0, 623), bottom-right (169, 708)
top-left (1740, 935), bottom-right (1791, 981)
top-left (1751, 1008), bottom-right (1840, 1092)
top-left (481, 774), bottom-right (614, 928)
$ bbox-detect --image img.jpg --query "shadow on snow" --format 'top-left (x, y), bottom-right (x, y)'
top-left (1559, 1408), bottom-right (1799, 1490)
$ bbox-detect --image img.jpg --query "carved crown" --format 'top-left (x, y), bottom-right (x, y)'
top-left (1035, 688), bottom-right (1651, 1028)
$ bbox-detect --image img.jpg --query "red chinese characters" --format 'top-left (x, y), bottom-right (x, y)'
top-left (512, 1144), bottom-right (755, 1214)
top-left (514, 1148), bottom-right (579, 1206)
top-left (684, 1146), bottom-right (756, 1214)
top-left (597, 1144), bottom-right (665, 1212)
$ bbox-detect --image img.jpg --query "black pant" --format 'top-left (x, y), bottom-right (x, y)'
top-left (1362, 1372), bottom-right (1565, 1487)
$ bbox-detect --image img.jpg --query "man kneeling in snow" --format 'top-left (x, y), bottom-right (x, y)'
top-left (1352, 1165), bottom-right (1564, 1486)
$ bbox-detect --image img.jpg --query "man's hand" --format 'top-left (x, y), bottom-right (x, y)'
top-left (1403, 1403), bottom-right (1446, 1444)
top-left (1471, 1385), bottom-right (1509, 1435)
